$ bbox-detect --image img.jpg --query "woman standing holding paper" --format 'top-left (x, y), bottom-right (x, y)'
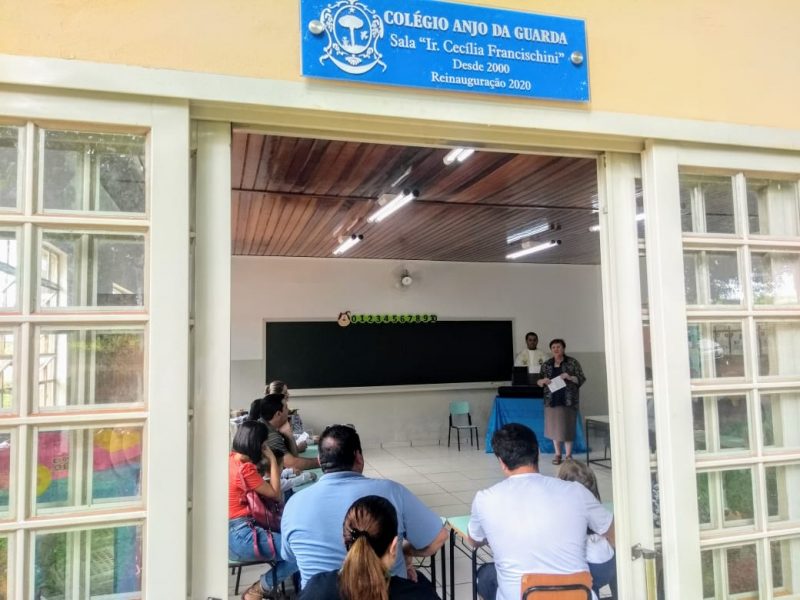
top-left (537, 338), bottom-right (586, 465)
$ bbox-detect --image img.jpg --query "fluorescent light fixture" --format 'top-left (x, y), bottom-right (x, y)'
top-left (456, 148), bottom-right (474, 162)
top-left (506, 240), bottom-right (561, 260)
top-left (367, 189), bottom-right (418, 223)
top-left (333, 234), bottom-right (363, 255)
top-left (443, 147), bottom-right (475, 166)
top-left (506, 222), bottom-right (550, 244)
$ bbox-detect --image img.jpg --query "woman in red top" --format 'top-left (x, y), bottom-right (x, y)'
top-left (229, 420), bottom-right (298, 599)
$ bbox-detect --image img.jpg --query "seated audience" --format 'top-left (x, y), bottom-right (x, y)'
top-left (468, 423), bottom-right (614, 600)
top-left (558, 460), bottom-right (617, 599)
top-left (267, 380), bottom-right (312, 450)
top-left (229, 421), bottom-right (298, 600)
top-left (281, 425), bottom-right (448, 588)
top-left (299, 495), bottom-right (440, 600)
top-left (250, 394), bottom-right (318, 471)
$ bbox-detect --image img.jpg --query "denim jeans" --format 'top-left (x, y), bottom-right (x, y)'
top-left (476, 562), bottom-right (498, 600)
top-left (229, 518), bottom-right (298, 591)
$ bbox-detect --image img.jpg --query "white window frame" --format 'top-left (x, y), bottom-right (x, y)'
top-left (642, 142), bottom-right (800, 599)
top-left (0, 88), bottom-right (189, 599)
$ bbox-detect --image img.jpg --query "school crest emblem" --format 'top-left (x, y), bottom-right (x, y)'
top-left (319, 0), bottom-right (387, 74)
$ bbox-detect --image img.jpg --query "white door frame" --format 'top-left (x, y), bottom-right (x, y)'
top-left (597, 152), bottom-right (655, 599)
top-left (191, 121), bottom-right (232, 598)
top-left (191, 122), bottom-right (657, 598)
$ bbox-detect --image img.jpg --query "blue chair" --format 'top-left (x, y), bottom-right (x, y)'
top-left (448, 401), bottom-right (479, 451)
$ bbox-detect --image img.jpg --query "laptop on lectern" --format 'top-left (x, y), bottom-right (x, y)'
top-left (511, 366), bottom-right (529, 386)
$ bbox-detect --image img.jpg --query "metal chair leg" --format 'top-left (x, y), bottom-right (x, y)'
top-left (234, 566), bottom-right (242, 595)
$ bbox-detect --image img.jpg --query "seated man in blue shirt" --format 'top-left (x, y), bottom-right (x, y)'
top-left (281, 424), bottom-right (448, 589)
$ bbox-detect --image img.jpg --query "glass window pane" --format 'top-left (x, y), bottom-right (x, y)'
top-left (34, 426), bottom-right (142, 514)
top-left (701, 549), bottom-right (715, 599)
top-left (688, 322), bottom-right (745, 379)
top-left (35, 328), bottom-right (145, 410)
top-left (680, 174), bottom-right (736, 234)
top-left (693, 397), bottom-right (707, 452)
top-left (697, 472), bottom-right (711, 526)
top-left (0, 432), bottom-right (9, 519)
top-left (766, 463), bottom-right (800, 526)
top-left (684, 251), bottom-right (698, 304)
top-left (757, 321), bottom-right (800, 377)
top-left (700, 469), bottom-right (756, 529)
top-left (642, 322), bottom-right (652, 382)
top-left (638, 254), bottom-right (648, 307)
top-left (726, 544), bottom-right (759, 597)
top-left (33, 524), bottom-right (143, 599)
top-left (0, 127), bottom-right (19, 209)
top-left (635, 178), bottom-right (645, 239)
top-left (0, 331), bottom-right (14, 411)
top-left (717, 396), bottom-right (750, 450)
top-left (684, 250), bottom-right (741, 305)
top-left (0, 230), bottom-right (19, 311)
top-left (747, 178), bottom-right (800, 237)
top-left (771, 537), bottom-right (800, 596)
top-left (723, 469), bottom-right (755, 527)
top-left (761, 392), bottom-right (800, 449)
top-left (41, 130), bottom-right (146, 214)
top-left (693, 395), bottom-right (750, 453)
top-left (751, 251), bottom-right (800, 305)
top-left (39, 232), bottom-right (145, 309)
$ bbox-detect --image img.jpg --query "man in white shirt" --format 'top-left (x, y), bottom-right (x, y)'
top-left (514, 332), bottom-right (547, 384)
top-left (468, 423), bottom-right (614, 600)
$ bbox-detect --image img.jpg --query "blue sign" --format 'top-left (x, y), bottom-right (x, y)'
top-left (300, 0), bottom-right (589, 102)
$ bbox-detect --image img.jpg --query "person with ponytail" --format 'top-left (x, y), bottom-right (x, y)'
top-left (299, 495), bottom-right (440, 600)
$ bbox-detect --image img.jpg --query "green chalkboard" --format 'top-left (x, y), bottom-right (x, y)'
top-left (265, 320), bottom-right (513, 389)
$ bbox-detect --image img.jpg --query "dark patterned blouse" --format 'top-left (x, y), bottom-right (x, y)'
top-left (539, 355), bottom-right (586, 408)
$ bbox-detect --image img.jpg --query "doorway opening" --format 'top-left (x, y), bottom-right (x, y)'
top-left (226, 131), bottom-right (624, 599)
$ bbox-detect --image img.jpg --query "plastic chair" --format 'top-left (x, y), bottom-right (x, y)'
top-left (228, 559), bottom-right (286, 595)
top-left (448, 401), bottom-right (480, 451)
top-left (521, 572), bottom-right (593, 599)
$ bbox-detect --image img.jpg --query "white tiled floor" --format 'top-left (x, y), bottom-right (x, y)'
top-left (229, 443), bottom-right (613, 599)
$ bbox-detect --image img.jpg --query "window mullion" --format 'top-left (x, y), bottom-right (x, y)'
top-left (79, 234), bottom-right (90, 307)
top-left (82, 145), bottom-right (92, 213)
top-left (756, 538), bottom-right (771, 600)
top-left (23, 124), bottom-right (35, 218)
top-left (698, 250), bottom-right (711, 306)
top-left (717, 547), bottom-right (730, 597)
top-left (691, 184), bottom-right (706, 233)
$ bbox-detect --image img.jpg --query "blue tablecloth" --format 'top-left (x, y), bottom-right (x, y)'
top-left (485, 396), bottom-right (586, 454)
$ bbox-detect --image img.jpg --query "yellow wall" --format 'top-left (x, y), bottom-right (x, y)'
top-left (2, 0), bottom-right (799, 129)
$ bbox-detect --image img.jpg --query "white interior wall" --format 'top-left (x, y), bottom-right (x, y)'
top-left (231, 256), bottom-right (607, 446)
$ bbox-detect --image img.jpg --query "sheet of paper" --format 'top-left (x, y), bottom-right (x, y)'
top-left (547, 376), bottom-right (566, 393)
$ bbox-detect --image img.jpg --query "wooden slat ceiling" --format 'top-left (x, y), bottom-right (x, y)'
top-left (231, 133), bottom-right (601, 264)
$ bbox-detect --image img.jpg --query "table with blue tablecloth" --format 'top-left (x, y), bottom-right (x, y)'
top-left (485, 396), bottom-right (586, 454)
